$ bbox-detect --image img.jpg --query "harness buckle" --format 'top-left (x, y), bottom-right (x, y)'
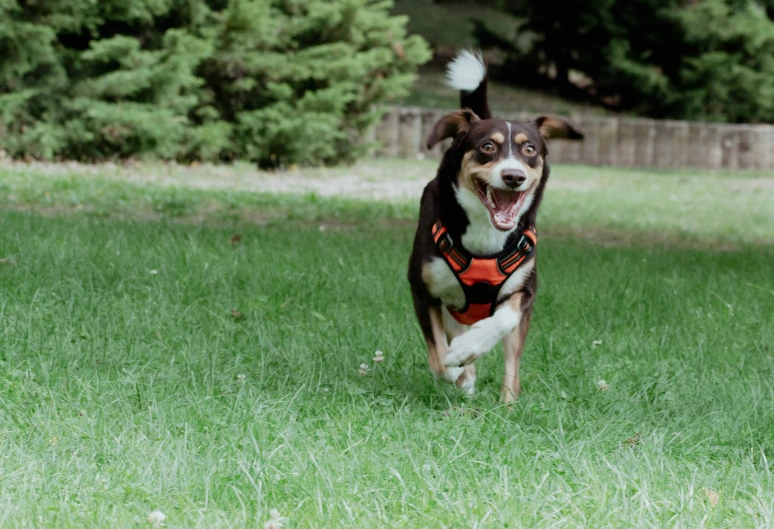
top-left (438, 233), bottom-right (454, 253)
top-left (517, 235), bottom-right (531, 253)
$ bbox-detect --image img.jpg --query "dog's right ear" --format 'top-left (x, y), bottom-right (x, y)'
top-left (426, 109), bottom-right (480, 149)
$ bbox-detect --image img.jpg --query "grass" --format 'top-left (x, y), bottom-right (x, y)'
top-left (1, 162), bottom-right (773, 528)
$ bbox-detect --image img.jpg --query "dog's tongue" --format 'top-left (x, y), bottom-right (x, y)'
top-left (490, 188), bottom-right (522, 229)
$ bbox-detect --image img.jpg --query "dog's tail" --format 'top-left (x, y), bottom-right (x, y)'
top-left (445, 50), bottom-right (491, 119)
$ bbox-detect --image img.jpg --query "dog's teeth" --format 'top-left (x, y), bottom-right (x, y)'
top-left (487, 187), bottom-right (495, 207)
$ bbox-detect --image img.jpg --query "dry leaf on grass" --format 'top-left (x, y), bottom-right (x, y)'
top-left (230, 233), bottom-right (242, 245)
top-left (625, 433), bottom-right (641, 445)
top-left (0, 257), bottom-right (16, 266)
top-left (230, 309), bottom-right (245, 320)
top-left (702, 488), bottom-right (720, 506)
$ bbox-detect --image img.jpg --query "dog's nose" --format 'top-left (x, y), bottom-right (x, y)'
top-left (501, 169), bottom-right (526, 188)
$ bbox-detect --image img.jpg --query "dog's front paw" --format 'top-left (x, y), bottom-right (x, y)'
top-left (434, 365), bottom-right (464, 384)
top-left (456, 365), bottom-right (476, 397)
top-left (444, 332), bottom-right (489, 367)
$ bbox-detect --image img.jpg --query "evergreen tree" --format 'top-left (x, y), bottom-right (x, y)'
top-left (670, 0), bottom-right (774, 122)
top-left (0, 0), bottom-right (430, 164)
top-left (200, 0), bottom-right (430, 166)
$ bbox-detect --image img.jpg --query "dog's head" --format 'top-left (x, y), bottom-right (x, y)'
top-left (427, 110), bottom-right (583, 231)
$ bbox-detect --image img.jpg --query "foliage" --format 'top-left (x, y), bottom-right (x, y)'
top-left (479, 0), bottom-right (774, 122)
top-left (671, 1), bottom-right (774, 122)
top-left (0, 0), bottom-right (430, 165)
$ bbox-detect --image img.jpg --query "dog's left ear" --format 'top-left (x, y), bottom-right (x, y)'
top-left (534, 116), bottom-right (584, 140)
top-left (426, 109), bottom-right (480, 149)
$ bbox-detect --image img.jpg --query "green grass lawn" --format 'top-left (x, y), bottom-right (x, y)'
top-left (1, 163), bottom-right (773, 527)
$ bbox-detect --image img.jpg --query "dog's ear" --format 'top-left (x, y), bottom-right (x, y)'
top-left (534, 116), bottom-right (584, 140)
top-left (426, 109), bottom-right (480, 149)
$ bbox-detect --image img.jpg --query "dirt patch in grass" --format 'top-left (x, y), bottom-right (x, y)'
top-left (2, 203), bottom-right (418, 234)
top-left (0, 159), bottom-right (434, 201)
top-left (7, 202), bottom-right (767, 253)
top-left (2, 159), bottom-right (772, 250)
top-left (4, 159), bottom-right (774, 201)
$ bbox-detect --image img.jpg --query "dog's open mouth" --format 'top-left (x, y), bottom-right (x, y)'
top-left (474, 179), bottom-right (529, 231)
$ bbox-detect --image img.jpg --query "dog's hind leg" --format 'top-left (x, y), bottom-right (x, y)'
top-left (501, 308), bottom-right (532, 403)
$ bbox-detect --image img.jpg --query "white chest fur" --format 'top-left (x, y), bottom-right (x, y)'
top-left (422, 258), bottom-right (466, 309)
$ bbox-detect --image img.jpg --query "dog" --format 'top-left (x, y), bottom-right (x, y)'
top-left (407, 51), bottom-right (583, 402)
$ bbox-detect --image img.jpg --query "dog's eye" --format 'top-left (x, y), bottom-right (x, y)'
top-left (481, 142), bottom-right (495, 153)
top-left (524, 144), bottom-right (536, 155)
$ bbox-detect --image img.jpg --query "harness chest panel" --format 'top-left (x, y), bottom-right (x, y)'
top-left (431, 221), bottom-right (536, 325)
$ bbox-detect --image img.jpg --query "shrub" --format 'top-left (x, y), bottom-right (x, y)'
top-left (0, 0), bottom-right (430, 165)
top-left (478, 0), bottom-right (774, 123)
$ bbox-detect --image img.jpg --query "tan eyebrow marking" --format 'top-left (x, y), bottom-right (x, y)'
top-left (490, 132), bottom-right (505, 143)
top-left (514, 133), bottom-right (529, 144)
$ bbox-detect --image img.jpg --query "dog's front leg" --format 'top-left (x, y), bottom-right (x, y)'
top-left (412, 292), bottom-right (465, 385)
top-left (426, 306), bottom-right (466, 384)
top-left (444, 296), bottom-right (523, 368)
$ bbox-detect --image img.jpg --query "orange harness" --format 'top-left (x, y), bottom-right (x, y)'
top-left (432, 220), bottom-right (536, 325)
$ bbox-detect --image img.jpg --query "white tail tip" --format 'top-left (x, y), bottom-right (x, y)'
top-left (445, 50), bottom-right (486, 92)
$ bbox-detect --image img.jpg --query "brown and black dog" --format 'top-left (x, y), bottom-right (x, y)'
top-left (407, 51), bottom-right (583, 401)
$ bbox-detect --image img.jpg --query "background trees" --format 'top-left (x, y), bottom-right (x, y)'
top-left (472, 0), bottom-right (774, 122)
top-left (2, 0), bottom-right (773, 164)
top-left (0, 0), bottom-right (430, 165)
